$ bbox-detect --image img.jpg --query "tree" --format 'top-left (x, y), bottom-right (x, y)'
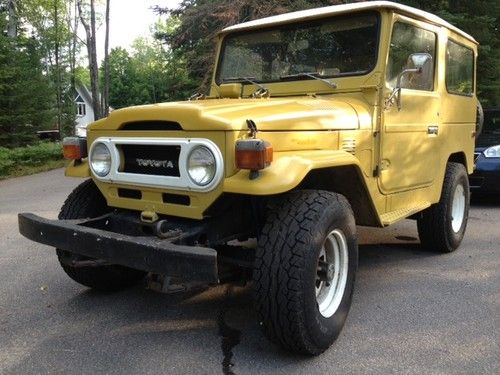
top-left (21, 0), bottom-right (77, 136)
top-left (0, 11), bottom-right (54, 147)
top-left (107, 47), bottom-right (134, 108)
top-left (78, 0), bottom-right (101, 120)
top-left (105, 37), bottom-right (197, 109)
top-left (102, 0), bottom-right (110, 116)
top-left (6, 0), bottom-right (17, 37)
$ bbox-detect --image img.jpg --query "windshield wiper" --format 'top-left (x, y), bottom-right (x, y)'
top-left (280, 72), bottom-right (337, 90)
top-left (223, 77), bottom-right (270, 97)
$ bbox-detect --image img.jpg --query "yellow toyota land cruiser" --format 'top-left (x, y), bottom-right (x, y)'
top-left (19, 1), bottom-right (480, 355)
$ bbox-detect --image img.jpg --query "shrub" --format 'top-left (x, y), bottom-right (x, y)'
top-left (0, 142), bottom-right (63, 176)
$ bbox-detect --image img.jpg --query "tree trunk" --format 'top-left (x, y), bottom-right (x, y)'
top-left (69, 0), bottom-right (78, 91)
top-left (103, 0), bottom-right (110, 117)
top-left (7, 0), bottom-right (17, 38)
top-left (54, 0), bottom-right (62, 134)
top-left (78, 0), bottom-right (101, 121)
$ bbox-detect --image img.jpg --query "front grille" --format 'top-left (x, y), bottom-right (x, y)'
top-left (120, 144), bottom-right (181, 177)
top-left (474, 152), bottom-right (481, 162)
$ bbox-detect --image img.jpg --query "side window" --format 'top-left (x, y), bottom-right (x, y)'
top-left (446, 40), bottom-right (474, 96)
top-left (386, 22), bottom-right (436, 91)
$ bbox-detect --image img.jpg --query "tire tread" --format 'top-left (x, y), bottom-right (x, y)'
top-left (253, 190), bottom-right (354, 354)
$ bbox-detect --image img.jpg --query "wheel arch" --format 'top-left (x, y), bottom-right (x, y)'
top-left (223, 151), bottom-right (381, 226)
top-left (448, 152), bottom-right (467, 168)
top-left (297, 165), bottom-right (380, 226)
top-left (447, 151), bottom-right (473, 175)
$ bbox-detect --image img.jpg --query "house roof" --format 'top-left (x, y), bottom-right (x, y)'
top-left (75, 83), bottom-right (93, 104)
top-left (220, 1), bottom-right (477, 44)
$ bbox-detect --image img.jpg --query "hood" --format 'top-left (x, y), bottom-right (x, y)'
top-left (91, 97), bottom-right (361, 132)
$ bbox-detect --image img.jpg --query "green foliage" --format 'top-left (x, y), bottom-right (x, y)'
top-left (20, 0), bottom-right (77, 136)
top-left (0, 13), bottom-right (54, 148)
top-left (105, 38), bottom-right (197, 109)
top-left (0, 142), bottom-right (63, 176)
top-left (0, 1), bottom-right (78, 148)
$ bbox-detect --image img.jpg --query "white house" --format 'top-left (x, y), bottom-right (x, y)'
top-left (74, 83), bottom-right (95, 137)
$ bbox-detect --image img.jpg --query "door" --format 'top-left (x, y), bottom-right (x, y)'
top-left (379, 21), bottom-right (440, 194)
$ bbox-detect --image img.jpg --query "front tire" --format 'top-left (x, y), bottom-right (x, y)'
top-left (417, 162), bottom-right (470, 253)
top-left (57, 179), bottom-right (146, 291)
top-left (253, 190), bottom-right (358, 355)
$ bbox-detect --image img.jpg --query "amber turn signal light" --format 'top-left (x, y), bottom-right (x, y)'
top-left (63, 137), bottom-right (87, 160)
top-left (235, 139), bottom-right (273, 171)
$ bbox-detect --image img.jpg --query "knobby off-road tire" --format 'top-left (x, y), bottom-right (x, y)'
top-left (253, 190), bottom-right (358, 355)
top-left (417, 162), bottom-right (470, 253)
top-left (56, 179), bottom-right (146, 291)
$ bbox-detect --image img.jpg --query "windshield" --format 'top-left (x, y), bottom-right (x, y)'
top-left (217, 12), bottom-right (379, 84)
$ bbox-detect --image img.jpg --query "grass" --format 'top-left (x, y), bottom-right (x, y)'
top-left (0, 142), bottom-right (67, 180)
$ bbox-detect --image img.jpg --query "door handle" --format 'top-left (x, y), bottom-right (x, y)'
top-left (427, 125), bottom-right (438, 135)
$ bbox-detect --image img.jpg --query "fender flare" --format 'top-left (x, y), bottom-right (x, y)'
top-left (223, 150), bottom-right (364, 195)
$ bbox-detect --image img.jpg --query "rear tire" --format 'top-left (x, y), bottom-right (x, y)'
top-left (253, 190), bottom-right (358, 355)
top-left (56, 179), bottom-right (146, 291)
top-left (417, 162), bottom-right (469, 253)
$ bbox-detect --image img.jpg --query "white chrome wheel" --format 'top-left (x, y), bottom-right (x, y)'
top-left (315, 229), bottom-right (349, 318)
top-left (451, 183), bottom-right (466, 233)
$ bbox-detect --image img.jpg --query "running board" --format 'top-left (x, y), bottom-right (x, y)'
top-left (380, 202), bottom-right (431, 226)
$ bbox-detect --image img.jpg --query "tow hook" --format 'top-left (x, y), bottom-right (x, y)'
top-left (154, 219), bottom-right (182, 240)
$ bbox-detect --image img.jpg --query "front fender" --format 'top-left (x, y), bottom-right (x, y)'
top-left (223, 150), bottom-right (362, 195)
top-left (65, 160), bottom-right (91, 178)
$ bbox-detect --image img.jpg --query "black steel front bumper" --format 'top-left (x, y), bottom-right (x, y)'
top-left (18, 213), bottom-right (218, 283)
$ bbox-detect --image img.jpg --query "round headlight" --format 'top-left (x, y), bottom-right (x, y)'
top-left (90, 142), bottom-right (111, 177)
top-left (187, 146), bottom-right (216, 186)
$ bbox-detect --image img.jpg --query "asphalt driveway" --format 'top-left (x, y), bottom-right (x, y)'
top-left (0, 169), bottom-right (498, 374)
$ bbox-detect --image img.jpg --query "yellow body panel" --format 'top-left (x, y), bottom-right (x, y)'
top-left (224, 150), bottom-right (360, 195)
top-left (74, 5), bottom-right (477, 227)
top-left (65, 160), bottom-right (90, 177)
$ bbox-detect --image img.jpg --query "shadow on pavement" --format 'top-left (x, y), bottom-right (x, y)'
top-left (7, 236), bottom-right (492, 374)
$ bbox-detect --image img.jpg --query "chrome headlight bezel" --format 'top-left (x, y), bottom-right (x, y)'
top-left (87, 137), bottom-right (223, 192)
top-left (89, 142), bottom-right (112, 177)
top-left (186, 145), bottom-right (217, 186)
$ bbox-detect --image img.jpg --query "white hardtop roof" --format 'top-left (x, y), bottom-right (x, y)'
top-left (221, 1), bottom-right (477, 44)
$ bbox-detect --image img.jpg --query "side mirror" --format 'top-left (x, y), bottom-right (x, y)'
top-left (409, 53), bottom-right (432, 70)
top-left (385, 53), bottom-right (433, 111)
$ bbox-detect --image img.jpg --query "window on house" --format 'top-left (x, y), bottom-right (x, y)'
top-left (77, 103), bottom-right (86, 116)
top-left (446, 40), bottom-right (474, 96)
top-left (386, 22), bottom-right (436, 91)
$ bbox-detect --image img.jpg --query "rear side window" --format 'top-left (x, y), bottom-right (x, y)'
top-left (446, 40), bottom-right (474, 96)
